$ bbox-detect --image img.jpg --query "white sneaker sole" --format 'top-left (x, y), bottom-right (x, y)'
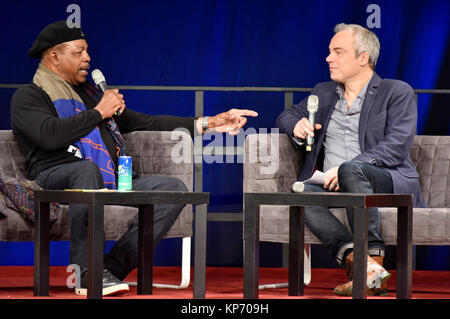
top-left (75, 283), bottom-right (129, 296)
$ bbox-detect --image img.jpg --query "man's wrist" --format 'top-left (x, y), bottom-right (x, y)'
top-left (93, 107), bottom-right (106, 120)
top-left (195, 116), bottom-right (211, 134)
top-left (202, 116), bottom-right (210, 131)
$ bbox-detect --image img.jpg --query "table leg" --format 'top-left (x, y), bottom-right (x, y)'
top-left (243, 200), bottom-right (260, 299)
top-left (194, 204), bottom-right (207, 298)
top-left (138, 204), bottom-right (154, 295)
top-left (396, 205), bottom-right (413, 299)
top-left (87, 203), bottom-right (104, 299)
top-left (288, 206), bottom-right (304, 296)
top-left (34, 201), bottom-right (50, 296)
top-left (353, 207), bottom-right (368, 299)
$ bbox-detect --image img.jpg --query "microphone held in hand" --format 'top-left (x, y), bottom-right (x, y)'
top-left (91, 69), bottom-right (107, 92)
top-left (306, 95), bottom-right (319, 152)
top-left (91, 69), bottom-right (122, 116)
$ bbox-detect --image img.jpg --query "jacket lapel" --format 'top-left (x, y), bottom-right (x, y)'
top-left (358, 72), bottom-right (381, 151)
top-left (321, 89), bottom-right (339, 132)
top-left (316, 89), bottom-right (338, 151)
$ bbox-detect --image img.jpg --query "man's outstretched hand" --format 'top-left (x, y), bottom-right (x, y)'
top-left (199, 108), bottom-right (258, 135)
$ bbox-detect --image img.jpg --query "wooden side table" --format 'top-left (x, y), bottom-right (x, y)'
top-left (243, 192), bottom-right (413, 299)
top-left (33, 190), bottom-right (209, 299)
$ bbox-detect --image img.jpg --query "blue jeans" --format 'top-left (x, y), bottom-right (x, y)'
top-left (303, 160), bottom-right (393, 266)
top-left (35, 160), bottom-right (187, 280)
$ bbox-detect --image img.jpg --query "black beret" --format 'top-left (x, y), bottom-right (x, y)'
top-left (28, 20), bottom-right (86, 59)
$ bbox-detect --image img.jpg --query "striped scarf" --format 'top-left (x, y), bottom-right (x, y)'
top-left (33, 63), bottom-right (125, 189)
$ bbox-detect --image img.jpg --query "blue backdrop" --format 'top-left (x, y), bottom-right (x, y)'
top-left (0, 0), bottom-right (449, 269)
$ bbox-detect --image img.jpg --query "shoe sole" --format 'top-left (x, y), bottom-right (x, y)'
top-left (75, 283), bottom-right (129, 297)
top-left (333, 285), bottom-right (353, 296)
top-left (368, 288), bottom-right (389, 296)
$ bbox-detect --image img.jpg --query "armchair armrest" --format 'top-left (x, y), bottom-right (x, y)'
top-left (123, 130), bottom-right (194, 238)
top-left (123, 130), bottom-right (193, 189)
top-left (244, 133), bottom-right (303, 193)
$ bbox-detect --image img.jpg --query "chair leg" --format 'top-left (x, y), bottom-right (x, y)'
top-left (126, 237), bottom-right (192, 289)
top-left (258, 245), bottom-right (311, 289)
top-left (304, 244), bottom-right (311, 285)
top-left (153, 237), bottom-right (191, 289)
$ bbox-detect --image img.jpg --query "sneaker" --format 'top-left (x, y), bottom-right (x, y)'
top-left (75, 269), bottom-right (129, 296)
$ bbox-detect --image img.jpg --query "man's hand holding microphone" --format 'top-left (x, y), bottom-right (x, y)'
top-left (291, 94), bottom-right (339, 192)
top-left (292, 95), bottom-right (321, 151)
top-left (92, 69), bottom-right (126, 119)
top-left (293, 117), bottom-right (322, 142)
top-left (292, 93), bottom-right (340, 192)
top-left (94, 89), bottom-right (126, 119)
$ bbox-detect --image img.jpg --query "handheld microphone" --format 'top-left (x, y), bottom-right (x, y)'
top-left (91, 69), bottom-right (107, 92)
top-left (91, 69), bottom-right (122, 116)
top-left (306, 95), bottom-right (319, 152)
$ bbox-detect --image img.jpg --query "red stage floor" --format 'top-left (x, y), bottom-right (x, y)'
top-left (0, 266), bottom-right (449, 299)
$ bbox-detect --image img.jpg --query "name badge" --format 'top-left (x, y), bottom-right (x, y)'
top-left (67, 145), bottom-right (82, 159)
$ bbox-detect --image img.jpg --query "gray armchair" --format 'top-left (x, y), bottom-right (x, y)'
top-left (0, 130), bottom-right (194, 288)
top-left (243, 133), bottom-right (450, 285)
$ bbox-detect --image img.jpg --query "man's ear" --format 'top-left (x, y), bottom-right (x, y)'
top-left (358, 51), bottom-right (370, 67)
top-left (49, 50), bottom-right (60, 66)
top-left (43, 49), bottom-right (61, 66)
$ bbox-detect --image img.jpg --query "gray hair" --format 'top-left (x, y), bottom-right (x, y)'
top-left (334, 23), bottom-right (380, 69)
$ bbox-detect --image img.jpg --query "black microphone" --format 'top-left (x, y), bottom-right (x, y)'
top-left (91, 69), bottom-right (122, 116)
top-left (305, 95), bottom-right (319, 152)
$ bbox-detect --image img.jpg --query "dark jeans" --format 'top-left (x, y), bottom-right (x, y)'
top-left (303, 160), bottom-right (393, 266)
top-left (35, 160), bottom-right (187, 280)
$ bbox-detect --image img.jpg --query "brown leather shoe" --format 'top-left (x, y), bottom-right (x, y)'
top-left (344, 251), bottom-right (354, 280)
top-left (345, 253), bottom-right (385, 281)
top-left (334, 254), bottom-right (390, 296)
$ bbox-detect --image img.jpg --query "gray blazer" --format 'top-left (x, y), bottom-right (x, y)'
top-left (276, 72), bottom-right (427, 208)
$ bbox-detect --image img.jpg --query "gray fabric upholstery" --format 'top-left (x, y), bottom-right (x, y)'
top-left (243, 133), bottom-right (450, 245)
top-left (0, 130), bottom-right (193, 241)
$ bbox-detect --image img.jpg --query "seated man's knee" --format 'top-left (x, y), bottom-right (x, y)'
top-left (161, 176), bottom-right (188, 192)
top-left (75, 161), bottom-right (104, 188)
top-left (338, 161), bottom-right (364, 189)
top-left (338, 161), bottom-right (360, 176)
top-left (171, 178), bottom-right (188, 192)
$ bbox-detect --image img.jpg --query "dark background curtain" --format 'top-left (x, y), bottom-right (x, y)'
top-left (0, 0), bottom-right (449, 269)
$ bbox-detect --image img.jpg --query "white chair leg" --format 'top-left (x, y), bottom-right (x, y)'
top-left (259, 244), bottom-right (311, 289)
top-left (126, 237), bottom-right (191, 289)
top-left (304, 244), bottom-right (311, 285)
top-left (153, 237), bottom-right (191, 289)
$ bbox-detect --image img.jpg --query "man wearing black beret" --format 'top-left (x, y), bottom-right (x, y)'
top-left (11, 20), bottom-right (257, 296)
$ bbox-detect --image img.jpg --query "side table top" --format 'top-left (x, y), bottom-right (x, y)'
top-left (244, 192), bottom-right (413, 208)
top-left (34, 189), bottom-right (210, 205)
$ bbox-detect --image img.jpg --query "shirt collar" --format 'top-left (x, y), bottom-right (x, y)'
top-left (335, 74), bottom-right (373, 99)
